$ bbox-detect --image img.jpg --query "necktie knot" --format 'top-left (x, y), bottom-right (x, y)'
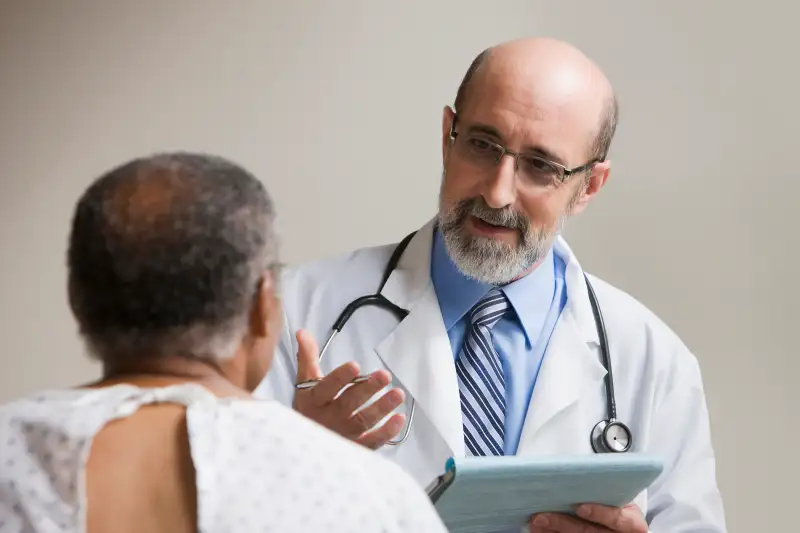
top-left (469, 288), bottom-right (510, 330)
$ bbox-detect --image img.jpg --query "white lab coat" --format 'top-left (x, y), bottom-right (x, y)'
top-left (255, 218), bottom-right (727, 532)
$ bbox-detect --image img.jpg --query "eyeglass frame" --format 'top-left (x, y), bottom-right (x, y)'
top-left (447, 112), bottom-right (604, 187)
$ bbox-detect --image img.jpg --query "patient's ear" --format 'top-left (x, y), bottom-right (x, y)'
top-left (250, 270), bottom-right (277, 338)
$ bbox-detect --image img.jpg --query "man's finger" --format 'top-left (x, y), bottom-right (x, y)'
top-left (294, 329), bottom-right (325, 384)
top-left (528, 526), bottom-right (559, 533)
top-left (335, 369), bottom-right (392, 413)
top-left (356, 413), bottom-right (406, 449)
top-left (344, 387), bottom-right (405, 436)
top-left (530, 512), bottom-right (610, 533)
top-left (576, 503), bottom-right (645, 532)
top-left (308, 361), bottom-right (361, 404)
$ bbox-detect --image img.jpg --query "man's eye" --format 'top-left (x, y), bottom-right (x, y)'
top-left (467, 137), bottom-right (496, 152)
top-left (524, 156), bottom-right (558, 175)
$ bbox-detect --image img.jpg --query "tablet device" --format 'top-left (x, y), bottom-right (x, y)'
top-left (426, 453), bottom-right (663, 533)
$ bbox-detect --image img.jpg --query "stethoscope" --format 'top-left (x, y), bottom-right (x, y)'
top-left (297, 231), bottom-right (633, 453)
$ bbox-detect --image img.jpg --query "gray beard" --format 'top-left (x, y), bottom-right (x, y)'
top-left (437, 196), bottom-right (564, 285)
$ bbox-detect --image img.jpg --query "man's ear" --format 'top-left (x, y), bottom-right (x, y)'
top-left (249, 270), bottom-right (276, 338)
top-left (570, 160), bottom-right (611, 215)
top-left (442, 105), bottom-right (456, 163)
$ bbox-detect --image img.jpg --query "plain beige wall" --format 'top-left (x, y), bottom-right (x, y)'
top-left (1, 1), bottom-right (797, 531)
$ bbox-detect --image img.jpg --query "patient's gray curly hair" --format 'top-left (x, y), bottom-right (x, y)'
top-left (67, 152), bottom-right (280, 363)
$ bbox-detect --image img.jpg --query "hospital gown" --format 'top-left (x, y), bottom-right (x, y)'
top-left (0, 383), bottom-right (448, 533)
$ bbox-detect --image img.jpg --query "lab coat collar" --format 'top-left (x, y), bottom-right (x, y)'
top-left (378, 218), bottom-right (436, 312)
top-left (552, 235), bottom-right (601, 346)
top-left (375, 218), bottom-right (466, 455)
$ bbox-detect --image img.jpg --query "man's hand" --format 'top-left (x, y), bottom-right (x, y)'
top-left (291, 329), bottom-right (406, 449)
top-left (530, 503), bottom-right (647, 533)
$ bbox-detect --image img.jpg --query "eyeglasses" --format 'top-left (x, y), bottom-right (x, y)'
top-left (448, 114), bottom-right (601, 189)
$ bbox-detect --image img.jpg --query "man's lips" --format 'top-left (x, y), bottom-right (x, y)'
top-left (467, 215), bottom-right (516, 237)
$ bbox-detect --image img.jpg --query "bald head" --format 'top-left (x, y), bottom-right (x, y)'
top-left (455, 38), bottom-right (618, 160)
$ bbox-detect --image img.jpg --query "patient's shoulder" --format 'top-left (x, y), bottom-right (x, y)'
top-left (187, 399), bottom-right (447, 533)
top-left (190, 398), bottom-right (409, 480)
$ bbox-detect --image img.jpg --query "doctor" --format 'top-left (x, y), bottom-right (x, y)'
top-left (256, 37), bottom-right (727, 532)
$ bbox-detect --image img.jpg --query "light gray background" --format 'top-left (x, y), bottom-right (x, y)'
top-left (1, 2), bottom-right (796, 531)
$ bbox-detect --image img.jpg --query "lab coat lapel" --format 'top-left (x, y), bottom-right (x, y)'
top-left (374, 219), bottom-right (465, 457)
top-left (517, 237), bottom-right (607, 452)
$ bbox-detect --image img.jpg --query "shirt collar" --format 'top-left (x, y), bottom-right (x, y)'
top-left (430, 229), bottom-right (556, 343)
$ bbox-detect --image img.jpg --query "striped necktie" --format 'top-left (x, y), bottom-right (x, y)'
top-left (456, 288), bottom-right (510, 456)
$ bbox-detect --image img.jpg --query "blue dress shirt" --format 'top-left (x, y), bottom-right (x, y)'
top-left (430, 230), bottom-right (567, 455)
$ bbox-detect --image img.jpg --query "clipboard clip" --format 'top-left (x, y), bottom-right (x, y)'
top-left (425, 463), bottom-right (457, 504)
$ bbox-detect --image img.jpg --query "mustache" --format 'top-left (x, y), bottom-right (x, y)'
top-left (451, 198), bottom-right (530, 233)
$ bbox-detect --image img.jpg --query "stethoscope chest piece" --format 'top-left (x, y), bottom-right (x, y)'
top-left (591, 419), bottom-right (633, 454)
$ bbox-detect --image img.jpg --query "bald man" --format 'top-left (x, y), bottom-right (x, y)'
top-left (255, 38), bottom-right (727, 532)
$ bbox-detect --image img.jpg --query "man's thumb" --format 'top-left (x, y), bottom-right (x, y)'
top-left (295, 329), bottom-right (323, 382)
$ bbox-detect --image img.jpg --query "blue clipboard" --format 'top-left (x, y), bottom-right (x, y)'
top-left (426, 453), bottom-right (663, 533)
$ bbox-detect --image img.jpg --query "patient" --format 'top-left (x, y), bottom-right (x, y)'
top-left (0, 152), bottom-right (447, 533)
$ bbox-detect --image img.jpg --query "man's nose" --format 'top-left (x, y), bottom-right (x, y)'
top-left (481, 155), bottom-right (517, 209)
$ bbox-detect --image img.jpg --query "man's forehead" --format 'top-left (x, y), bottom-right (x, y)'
top-left (462, 85), bottom-right (602, 164)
